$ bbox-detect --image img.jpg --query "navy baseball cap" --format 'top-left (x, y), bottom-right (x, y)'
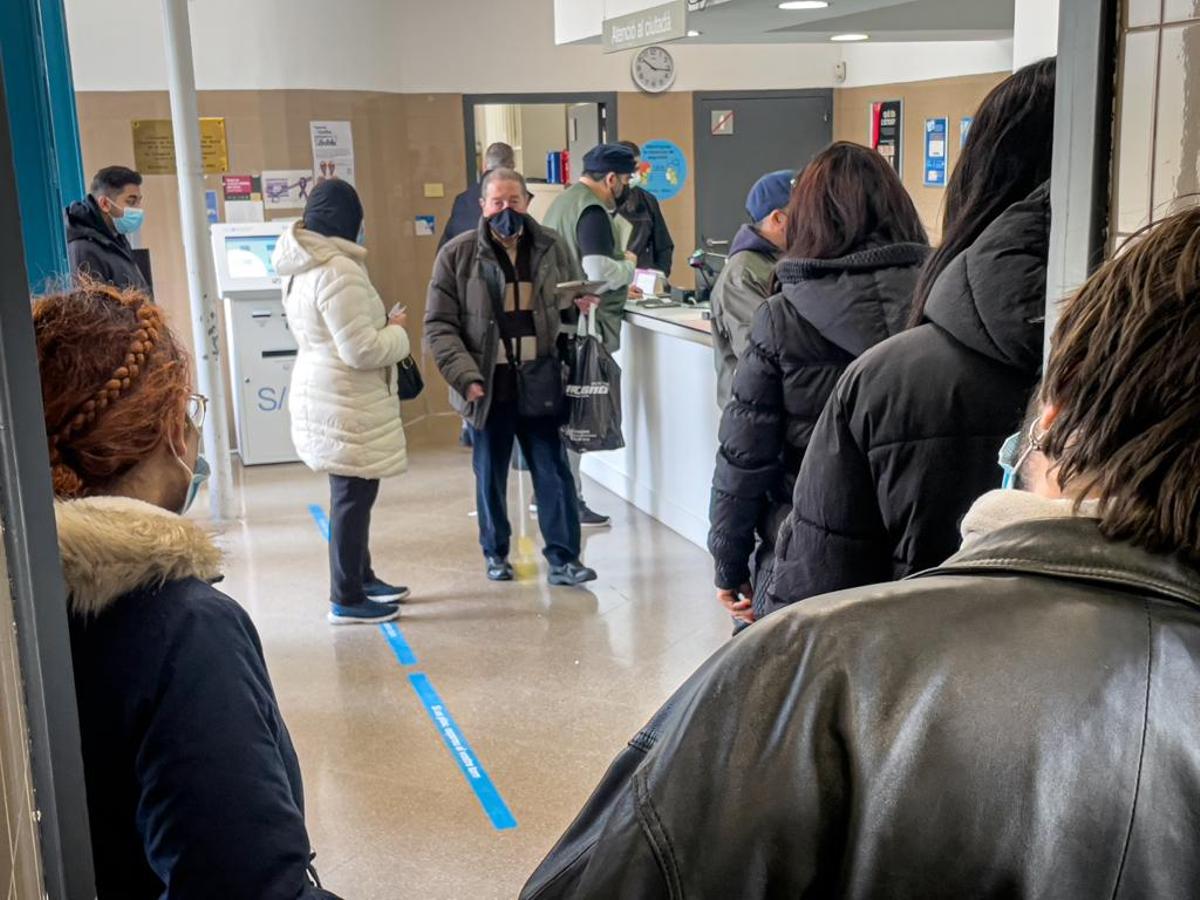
top-left (746, 170), bottom-right (796, 222)
top-left (582, 144), bottom-right (638, 176)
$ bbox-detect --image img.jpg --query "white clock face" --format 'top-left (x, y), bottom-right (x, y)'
top-left (632, 45), bottom-right (676, 93)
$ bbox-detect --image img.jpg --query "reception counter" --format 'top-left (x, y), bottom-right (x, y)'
top-left (579, 301), bottom-right (720, 549)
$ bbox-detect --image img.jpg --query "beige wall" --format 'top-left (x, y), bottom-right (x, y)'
top-left (833, 72), bottom-right (1008, 239)
top-left (73, 73), bottom-right (1006, 449)
top-left (75, 89), bottom-right (467, 446)
top-left (617, 91), bottom-right (697, 283)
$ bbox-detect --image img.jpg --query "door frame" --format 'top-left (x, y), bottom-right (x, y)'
top-left (461, 92), bottom-right (620, 185)
top-left (0, 63), bottom-right (96, 898)
top-left (1044, 0), bottom-right (1119, 356)
top-left (691, 88), bottom-right (833, 251)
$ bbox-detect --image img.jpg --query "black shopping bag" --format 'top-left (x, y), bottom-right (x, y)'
top-left (562, 313), bottom-right (624, 453)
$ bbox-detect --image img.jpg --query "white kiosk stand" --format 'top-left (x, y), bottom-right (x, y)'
top-left (211, 222), bottom-right (300, 466)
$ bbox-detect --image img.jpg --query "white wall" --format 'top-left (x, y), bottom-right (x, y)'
top-left (66, 0), bottom-right (405, 92)
top-left (66, 0), bottom-right (1010, 94)
top-left (840, 39), bottom-right (1014, 88)
top-left (1013, 0), bottom-right (1060, 69)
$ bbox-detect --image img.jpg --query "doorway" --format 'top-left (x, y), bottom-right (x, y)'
top-left (693, 90), bottom-right (833, 258)
top-left (462, 93), bottom-right (618, 220)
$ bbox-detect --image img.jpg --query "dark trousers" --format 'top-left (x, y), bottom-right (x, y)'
top-left (470, 397), bottom-right (581, 567)
top-left (329, 475), bottom-right (380, 604)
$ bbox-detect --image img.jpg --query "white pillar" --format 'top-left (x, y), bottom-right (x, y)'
top-left (160, 0), bottom-right (237, 521)
top-left (1013, 0), bottom-right (1061, 70)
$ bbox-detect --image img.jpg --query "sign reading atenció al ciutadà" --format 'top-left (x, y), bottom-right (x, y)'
top-left (602, 0), bottom-right (686, 53)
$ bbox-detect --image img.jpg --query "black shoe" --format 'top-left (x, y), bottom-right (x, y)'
top-left (486, 556), bottom-right (515, 581)
top-left (578, 502), bottom-right (611, 528)
top-left (548, 560), bottom-right (598, 586)
top-left (364, 578), bottom-right (410, 604)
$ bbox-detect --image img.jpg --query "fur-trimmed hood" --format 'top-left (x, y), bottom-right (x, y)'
top-left (55, 496), bottom-right (222, 617)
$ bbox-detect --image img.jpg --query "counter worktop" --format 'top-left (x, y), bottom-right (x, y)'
top-left (623, 300), bottom-right (712, 347)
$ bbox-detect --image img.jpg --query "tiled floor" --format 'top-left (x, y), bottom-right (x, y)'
top-left (211, 444), bottom-right (730, 899)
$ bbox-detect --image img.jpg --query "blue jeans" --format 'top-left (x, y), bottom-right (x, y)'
top-left (470, 397), bottom-right (581, 567)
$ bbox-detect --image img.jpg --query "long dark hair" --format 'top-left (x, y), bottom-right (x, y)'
top-left (785, 141), bottom-right (927, 260)
top-left (908, 57), bottom-right (1057, 326)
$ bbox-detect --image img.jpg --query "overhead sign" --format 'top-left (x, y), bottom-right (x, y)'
top-left (870, 101), bottom-right (902, 177)
top-left (602, 0), bottom-right (686, 53)
top-left (131, 118), bottom-right (228, 175)
top-left (639, 139), bottom-right (688, 201)
top-left (924, 116), bottom-right (948, 188)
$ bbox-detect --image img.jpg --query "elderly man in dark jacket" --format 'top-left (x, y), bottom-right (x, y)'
top-left (522, 205), bottom-right (1200, 899)
top-left (764, 182), bottom-right (1049, 617)
top-left (425, 168), bottom-right (597, 587)
top-left (65, 165), bottom-right (150, 291)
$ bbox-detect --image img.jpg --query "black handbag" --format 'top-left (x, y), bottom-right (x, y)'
top-left (486, 265), bottom-right (566, 418)
top-left (396, 354), bottom-right (424, 401)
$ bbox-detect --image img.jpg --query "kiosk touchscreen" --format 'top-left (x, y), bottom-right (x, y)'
top-left (211, 222), bottom-right (300, 466)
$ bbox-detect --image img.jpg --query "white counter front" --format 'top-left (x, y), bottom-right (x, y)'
top-left (580, 303), bottom-right (720, 548)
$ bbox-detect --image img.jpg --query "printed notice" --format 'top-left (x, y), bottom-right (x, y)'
top-left (310, 121), bottom-right (356, 186)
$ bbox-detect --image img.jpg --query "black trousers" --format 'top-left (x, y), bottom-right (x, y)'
top-left (329, 475), bottom-right (380, 605)
top-left (469, 396), bottom-right (581, 567)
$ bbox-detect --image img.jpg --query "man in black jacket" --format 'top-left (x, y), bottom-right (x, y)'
top-left (521, 207), bottom-right (1200, 898)
top-left (616, 140), bottom-right (674, 276)
top-left (438, 142), bottom-right (516, 250)
top-left (65, 166), bottom-right (150, 292)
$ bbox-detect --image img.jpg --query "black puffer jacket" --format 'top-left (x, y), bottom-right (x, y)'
top-left (764, 183), bottom-right (1049, 615)
top-left (522, 513), bottom-right (1200, 898)
top-left (708, 242), bottom-right (927, 597)
top-left (65, 196), bottom-right (150, 292)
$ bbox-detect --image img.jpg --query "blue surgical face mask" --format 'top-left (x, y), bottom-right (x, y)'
top-left (112, 203), bottom-right (144, 236)
top-left (177, 453), bottom-right (211, 515)
top-left (998, 432), bottom-right (1022, 489)
top-left (489, 207), bottom-right (523, 240)
top-left (998, 429), bottom-right (1041, 490)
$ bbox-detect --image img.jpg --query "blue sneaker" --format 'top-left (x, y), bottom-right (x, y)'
top-left (327, 600), bottom-right (402, 626)
top-left (364, 579), bottom-right (411, 604)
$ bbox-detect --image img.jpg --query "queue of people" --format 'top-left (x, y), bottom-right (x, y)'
top-left (39, 49), bottom-right (1200, 898)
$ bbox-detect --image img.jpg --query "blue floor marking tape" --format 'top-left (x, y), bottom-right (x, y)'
top-left (307, 504), bottom-right (331, 541)
top-left (408, 672), bottom-right (518, 831)
top-left (380, 621), bottom-right (417, 666)
top-left (308, 503), bottom-right (513, 829)
top-left (308, 503), bottom-right (418, 663)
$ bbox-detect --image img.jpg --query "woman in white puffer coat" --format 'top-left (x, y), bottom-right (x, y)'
top-left (273, 178), bottom-right (412, 625)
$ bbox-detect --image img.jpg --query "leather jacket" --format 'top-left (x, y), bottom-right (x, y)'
top-left (522, 517), bottom-right (1200, 898)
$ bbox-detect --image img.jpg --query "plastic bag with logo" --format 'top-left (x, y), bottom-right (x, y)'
top-left (561, 313), bottom-right (624, 453)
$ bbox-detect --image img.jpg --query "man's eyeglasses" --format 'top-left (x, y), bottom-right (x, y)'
top-left (186, 394), bottom-right (209, 432)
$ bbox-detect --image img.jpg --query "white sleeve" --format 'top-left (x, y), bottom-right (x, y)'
top-left (316, 264), bottom-right (410, 370)
top-left (582, 254), bottom-right (636, 292)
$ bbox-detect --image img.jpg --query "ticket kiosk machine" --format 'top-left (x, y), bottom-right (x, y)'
top-left (211, 222), bottom-right (300, 466)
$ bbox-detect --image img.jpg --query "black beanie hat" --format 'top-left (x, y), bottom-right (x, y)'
top-left (302, 178), bottom-right (363, 242)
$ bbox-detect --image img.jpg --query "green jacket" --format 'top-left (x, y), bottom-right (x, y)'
top-left (541, 181), bottom-right (633, 353)
top-left (710, 225), bottom-right (782, 409)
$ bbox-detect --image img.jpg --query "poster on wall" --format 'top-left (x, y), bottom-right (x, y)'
top-left (638, 139), bottom-right (688, 202)
top-left (263, 170), bottom-right (317, 209)
top-left (310, 121), bottom-right (356, 186)
top-left (870, 101), bottom-right (903, 177)
top-left (924, 117), bottom-right (949, 188)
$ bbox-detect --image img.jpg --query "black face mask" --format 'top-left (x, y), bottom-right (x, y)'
top-left (489, 207), bottom-right (523, 239)
top-left (611, 180), bottom-right (630, 208)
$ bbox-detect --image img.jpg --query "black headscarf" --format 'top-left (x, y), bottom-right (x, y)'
top-left (302, 178), bottom-right (363, 242)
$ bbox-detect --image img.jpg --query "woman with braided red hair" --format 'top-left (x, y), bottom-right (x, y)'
top-left (35, 281), bottom-right (340, 899)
